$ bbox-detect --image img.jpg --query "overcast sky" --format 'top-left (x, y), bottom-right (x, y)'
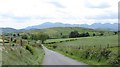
top-left (0, 0), bottom-right (119, 29)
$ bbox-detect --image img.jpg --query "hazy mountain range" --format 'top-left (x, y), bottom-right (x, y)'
top-left (25, 22), bottom-right (118, 31)
top-left (0, 22), bottom-right (118, 33)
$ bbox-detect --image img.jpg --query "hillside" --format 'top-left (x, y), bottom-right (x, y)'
top-left (27, 27), bottom-right (114, 38)
top-left (0, 28), bottom-right (26, 33)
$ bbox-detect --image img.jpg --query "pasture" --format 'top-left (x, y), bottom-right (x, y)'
top-left (45, 35), bottom-right (119, 65)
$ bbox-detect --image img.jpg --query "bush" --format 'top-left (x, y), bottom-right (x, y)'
top-left (66, 51), bottom-right (68, 53)
top-left (12, 44), bottom-right (15, 46)
top-left (93, 33), bottom-right (96, 36)
top-left (70, 53), bottom-right (73, 55)
top-left (53, 45), bottom-right (57, 49)
top-left (25, 44), bottom-right (35, 55)
top-left (100, 48), bottom-right (111, 59)
top-left (21, 34), bottom-right (28, 39)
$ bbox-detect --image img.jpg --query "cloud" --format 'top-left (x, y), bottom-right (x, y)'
top-left (0, 0), bottom-right (119, 29)
top-left (48, 1), bottom-right (65, 8)
top-left (85, 2), bottom-right (111, 8)
top-left (0, 14), bottom-right (31, 22)
top-left (86, 12), bottom-right (118, 19)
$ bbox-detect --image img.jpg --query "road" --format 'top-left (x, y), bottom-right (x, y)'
top-left (42, 45), bottom-right (90, 66)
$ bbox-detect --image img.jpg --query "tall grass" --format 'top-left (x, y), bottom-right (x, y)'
top-left (2, 44), bottom-right (44, 65)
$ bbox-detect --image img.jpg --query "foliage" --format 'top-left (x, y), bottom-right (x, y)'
top-left (93, 33), bottom-right (96, 36)
top-left (38, 34), bottom-right (49, 44)
top-left (25, 44), bottom-right (35, 55)
top-left (21, 34), bottom-right (28, 39)
top-left (30, 33), bottom-right (49, 44)
top-left (69, 31), bottom-right (79, 38)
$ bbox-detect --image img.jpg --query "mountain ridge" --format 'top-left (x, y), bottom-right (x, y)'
top-left (25, 22), bottom-right (118, 31)
top-left (0, 22), bottom-right (118, 33)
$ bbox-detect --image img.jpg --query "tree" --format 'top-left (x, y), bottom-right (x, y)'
top-left (79, 33), bottom-right (85, 37)
top-left (13, 34), bottom-right (16, 37)
top-left (85, 32), bottom-right (90, 37)
top-left (114, 32), bottom-right (117, 35)
top-left (30, 34), bottom-right (38, 40)
top-left (30, 33), bottom-right (49, 44)
top-left (17, 33), bottom-right (20, 36)
top-left (60, 33), bottom-right (62, 36)
top-left (99, 31), bottom-right (104, 36)
top-left (38, 34), bottom-right (49, 44)
top-left (93, 33), bottom-right (96, 36)
top-left (100, 33), bottom-right (104, 36)
top-left (69, 31), bottom-right (79, 38)
top-left (21, 34), bottom-right (28, 39)
top-left (79, 32), bottom-right (90, 37)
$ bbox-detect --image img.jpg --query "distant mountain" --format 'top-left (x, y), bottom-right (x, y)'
top-left (0, 28), bottom-right (26, 33)
top-left (80, 23), bottom-right (118, 31)
top-left (0, 22), bottom-right (118, 33)
top-left (25, 22), bottom-right (118, 31)
top-left (0, 28), bottom-right (17, 33)
top-left (25, 22), bottom-right (80, 30)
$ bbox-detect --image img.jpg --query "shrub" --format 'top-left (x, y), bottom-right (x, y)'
top-left (69, 31), bottom-right (79, 38)
top-left (66, 51), bottom-right (68, 53)
top-left (53, 45), bottom-right (57, 49)
top-left (12, 44), bottom-right (15, 46)
top-left (25, 44), bottom-right (35, 55)
top-left (93, 33), bottom-right (96, 36)
top-left (70, 53), bottom-right (73, 55)
top-left (21, 34), bottom-right (28, 39)
top-left (82, 49), bottom-right (91, 59)
top-left (100, 49), bottom-right (111, 59)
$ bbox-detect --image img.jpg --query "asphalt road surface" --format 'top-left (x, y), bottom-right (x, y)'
top-left (42, 45), bottom-right (90, 67)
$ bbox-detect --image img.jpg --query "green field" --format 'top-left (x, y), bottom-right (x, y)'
top-left (27, 27), bottom-right (114, 38)
top-left (45, 35), bottom-right (119, 65)
top-left (2, 45), bottom-right (44, 65)
top-left (47, 35), bottom-right (118, 48)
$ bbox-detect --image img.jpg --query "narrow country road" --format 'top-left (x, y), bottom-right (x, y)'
top-left (42, 45), bottom-right (90, 66)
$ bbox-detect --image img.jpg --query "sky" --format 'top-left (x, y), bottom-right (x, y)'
top-left (0, 0), bottom-right (119, 29)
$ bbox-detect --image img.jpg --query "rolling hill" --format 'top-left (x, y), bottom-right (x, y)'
top-left (27, 27), bottom-right (114, 38)
top-left (0, 28), bottom-right (26, 33)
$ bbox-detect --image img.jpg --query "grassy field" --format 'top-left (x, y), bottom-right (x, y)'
top-left (2, 45), bottom-right (44, 65)
top-left (45, 35), bottom-right (119, 65)
top-left (49, 35), bottom-right (118, 48)
top-left (27, 27), bottom-right (114, 38)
